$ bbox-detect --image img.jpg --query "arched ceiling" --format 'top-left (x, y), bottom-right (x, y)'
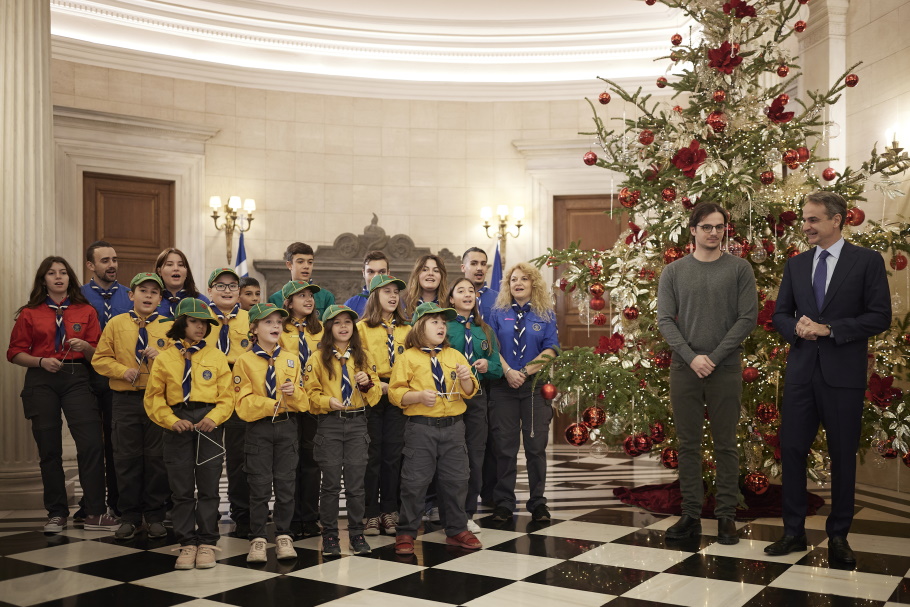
top-left (50, 0), bottom-right (691, 100)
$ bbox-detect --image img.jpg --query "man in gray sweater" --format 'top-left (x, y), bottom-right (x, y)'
top-left (657, 202), bottom-right (758, 545)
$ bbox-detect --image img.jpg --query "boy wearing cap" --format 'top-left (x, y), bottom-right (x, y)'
top-left (92, 273), bottom-right (173, 540)
top-left (234, 303), bottom-right (310, 563)
top-left (144, 298), bottom-right (233, 570)
top-left (206, 267), bottom-right (253, 538)
top-left (343, 251), bottom-right (389, 317)
top-left (268, 242), bottom-right (335, 318)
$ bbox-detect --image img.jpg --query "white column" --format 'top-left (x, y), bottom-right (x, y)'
top-left (0, 0), bottom-right (57, 508)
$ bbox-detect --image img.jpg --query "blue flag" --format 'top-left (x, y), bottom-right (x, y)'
top-left (235, 232), bottom-right (249, 277)
top-left (490, 242), bottom-right (503, 291)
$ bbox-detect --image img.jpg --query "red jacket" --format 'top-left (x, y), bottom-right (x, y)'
top-left (7, 303), bottom-right (101, 361)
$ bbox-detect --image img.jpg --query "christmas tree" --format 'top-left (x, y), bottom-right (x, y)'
top-left (533, 0), bottom-right (910, 494)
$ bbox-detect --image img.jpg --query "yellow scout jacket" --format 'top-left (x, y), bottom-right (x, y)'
top-left (388, 346), bottom-right (479, 417)
top-left (356, 320), bottom-right (411, 379)
top-left (303, 350), bottom-right (382, 413)
top-left (233, 347), bottom-right (310, 421)
top-left (92, 312), bottom-right (173, 391)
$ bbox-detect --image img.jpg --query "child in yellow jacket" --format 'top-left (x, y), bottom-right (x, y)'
top-left (388, 302), bottom-right (480, 555)
top-left (304, 305), bottom-right (381, 557)
top-left (144, 298), bottom-right (233, 571)
top-left (233, 303), bottom-right (309, 563)
top-left (92, 272), bottom-right (172, 541)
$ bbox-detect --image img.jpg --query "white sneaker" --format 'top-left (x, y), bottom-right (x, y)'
top-left (275, 534), bottom-right (297, 560)
top-left (173, 545), bottom-right (197, 570)
top-left (43, 516), bottom-right (67, 533)
top-left (466, 518), bottom-right (482, 534)
top-left (247, 538), bottom-right (268, 563)
top-left (422, 506), bottom-right (440, 522)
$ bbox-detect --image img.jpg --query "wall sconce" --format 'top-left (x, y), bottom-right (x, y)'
top-left (481, 205), bottom-right (524, 267)
top-left (210, 195), bottom-right (255, 264)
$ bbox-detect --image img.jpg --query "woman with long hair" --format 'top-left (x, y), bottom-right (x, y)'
top-left (154, 248), bottom-right (200, 317)
top-left (403, 254), bottom-right (448, 319)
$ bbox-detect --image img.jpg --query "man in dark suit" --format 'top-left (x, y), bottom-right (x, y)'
top-left (769, 191), bottom-right (891, 564)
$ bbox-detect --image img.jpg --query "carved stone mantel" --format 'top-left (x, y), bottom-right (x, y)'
top-left (254, 215), bottom-right (462, 302)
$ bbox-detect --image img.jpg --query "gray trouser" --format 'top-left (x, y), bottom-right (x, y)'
top-left (669, 363), bottom-right (742, 519)
top-left (490, 378), bottom-right (552, 512)
top-left (244, 415), bottom-right (299, 539)
top-left (223, 410), bottom-right (250, 525)
top-left (162, 403), bottom-right (224, 546)
top-left (463, 392), bottom-right (488, 516)
top-left (111, 390), bottom-right (168, 525)
top-left (313, 413), bottom-right (369, 538)
top-left (397, 416), bottom-right (469, 538)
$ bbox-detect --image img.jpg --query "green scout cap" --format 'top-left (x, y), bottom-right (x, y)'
top-left (281, 279), bottom-right (321, 301)
top-left (175, 298), bottom-right (217, 324)
top-left (412, 302), bottom-right (457, 322)
top-left (369, 274), bottom-right (407, 293)
top-left (322, 304), bottom-right (359, 322)
top-left (207, 267), bottom-right (240, 287)
top-left (248, 302), bottom-right (289, 323)
top-left (130, 272), bottom-right (164, 290)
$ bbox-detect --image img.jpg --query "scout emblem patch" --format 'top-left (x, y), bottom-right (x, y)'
top-left (202, 370), bottom-right (213, 380)
top-left (287, 359), bottom-right (295, 368)
top-left (241, 339), bottom-right (249, 348)
top-left (481, 340), bottom-right (489, 351)
top-left (157, 339), bottom-right (165, 347)
top-left (73, 323), bottom-right (82, 332)
top-left (450, 371), bottom-right (457, 380)
top-left (532, 323), bottom-right (542, 332)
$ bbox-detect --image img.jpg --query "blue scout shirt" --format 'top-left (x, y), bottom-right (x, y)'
top-left (487, 304), bottom-right (559, 371)
top-left (343, 288), bottom-right (370, 317)
top-left (445, 319), bottom-right (504, 382)
top-left (81, 279), bottom-right (132, 330)
top-left (475, 286), bottom-right (499, 321)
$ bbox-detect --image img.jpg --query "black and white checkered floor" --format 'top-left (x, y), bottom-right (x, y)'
top-left (0, 445), bottom-right (908, 607)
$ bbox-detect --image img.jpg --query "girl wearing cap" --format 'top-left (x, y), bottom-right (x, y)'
top-left (279, 280), bottom-right (324, 367)
top-left (388, 302), bottom-right (481, 555)
top-left (206, 267), bottom-right (253, 538)
top-left (7, 256), bottom-right (118, 533)
top-left (144, 298), bottom-right (233, 570)
top-left (154, 248), bottom-right (200, 318)
top-left (357, 274), bottom-right (410, 536)
top-left (403, 254), bottom-right (448, 319)
top-left (487, 262), bottom-right (559, 524)
top-left (446, 278), bottom-right (503, 533)
top-left (92, 272), bottom-right (173, 540)
top-left (233, 303), bottom-right (309, 563)
top-left (304, 305), bottom-right (381, 557)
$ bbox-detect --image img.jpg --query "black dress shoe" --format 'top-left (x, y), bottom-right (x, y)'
top-left (828, 536), bottom-right (856, 565)
top-left (492, 506), bottom-right (513, 522)
top-left (666, 514), bottom-right (701, 540)
top-left (716, 517), bottom-right (739, 545)
top-left (764, 534), bottom-right (808, 556)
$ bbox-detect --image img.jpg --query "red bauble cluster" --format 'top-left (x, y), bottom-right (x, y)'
top-left (662, 187), bottom-right (676, 202)
top-left (777, 64), bottom-right (790, 77)
top-left (661, 447), bottom-right (679, 469)
top-left (713, 89), bottom-right (726, 103)
top-left (639, 129), bottom-right (655, 145)
top-left (540, 382), bottom-right (557, 400)
top-left (619, 187), bottom-right (641, 209)
top-left (744, 471), bottom-right (770, 495)
top-left (706, 111), bottom-right (727, 133)
top-left (656, 77), bottom-right (668, 89)
top-left (760, 171), bottom-right (775, 185)
top-left (583, 151), bottom-right (598, 166)
top-left (846, 207), bottom-right (865, 226)
top-left (638, 268), bottom-right (656, 281)
top-left (742, 366), bottom-right (759, 383)
top-left (598, 91), bottom-right (611, 104)
top-left (756, 402), bottom-right (779, 424)
top-left (794, 20), bottom-right (807, 32)
top-left (650, 421), bottom-right (666, 444)
top-left (822, 167), bottom-right (838, 181)
top-left (590, 297), bottom-right (607, 311)
top-left (891, 254), bottom-right (908, 271)
top-left (671, 33), bottom-right (683, 46)
top-left (663, 246), bottom-right (684, 264)
top-left (565, 423), bottom-right (590, 447)
top-left (845, 73), bottom-right (859, 87)
top-left (623, 306), bottom-right (639, 321)
top-left (582, 406), bottom-right (607, 429)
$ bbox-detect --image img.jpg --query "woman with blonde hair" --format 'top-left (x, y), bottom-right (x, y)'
top-left (403, 254), bottom-right (448, 319)
top-left (486, 262), bottom-right (559, 523)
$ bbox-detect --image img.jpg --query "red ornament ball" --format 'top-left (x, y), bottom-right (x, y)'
top-left (671, 33), bottom-right (683, 46)
top-left (822, 167), bottom-right (838, 181)
top-left (652, 349), bottom-right (672, 369)
top-left (656, 77), bottom-right (668, 89)
top-left (845, 73), bottom-right (859, 87)
top-left (582, 406), bottom-right (607, 429)
top-left (680, 196), bottom-right (694, 210)
top-left (783, 149), bottom-right (799, 164)
top-left (590, 283), bottom-right (605, 297)
top-left (540, 382), bottom-right (558, 400)
top-left (798, 0), bottom-right (809, 4)
top-left (558, 278), bottom-right (569, 292)
top-left (847, 207), bottom-right (865, 226)
top-left (797, 146), bottom-right (810, 162)
top-left (650, 421), bottom-right (666, 444)
top-left (742, 366), bottom-right (759, 383)
top-left (565, 423), bottom-right (590, 447)
top-left (590, 296), bottom-right (607, 311)
top-left (756, 402), bottom-right (779, 424)
top-left (623, 306), bottom-right (639, 321)
top-left (890, 254), bottom-right (908, 271)
top-left (645, 0), bottom-right (657, 5)
top-left (593, 313), bottom-right (608, 326)
top-left (623, 436), bottom-right (642, 457)
top-left (664, 246), bottom-right (683, 264)
top-left (760, 171), bottom-right (775, 185)
top-left (633, 433), bottom-right (653, 453)
top-left (794, 20), bottom-right (807, 33)
top-left (638, 268), bottom-right (656, 281)
top-left (787, 162), bottom-right (801, 171)
top-left (713, 89), bottom-right (726, 103)
top-left (619, 187), bottom-right (641, 209)
top-left (787, 245), bottom-right (800, 259)
top-left (744, 471), bottom-right (770, 495)
top-left (598, 91), bottom-right (612, 105)
top-left (706, 111), bottom-right (727, 133)
top-left (661, 187), bottom-right (677, 202)
top-left (639, 129), bottom-right (655, 145)
top-left (661, 447), bottom-right (679, 469)
top-left (777, 64), bottom-right (790, 77)
top-left (778, 94), bottom-right (790, 105)
top-left (583, 151), bottom-right (598, 166)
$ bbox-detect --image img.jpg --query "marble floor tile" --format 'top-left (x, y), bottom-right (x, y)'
top-left (768, 564), bottom-right (902, 602)
top-left (622, 572), bottom-right (765, 607)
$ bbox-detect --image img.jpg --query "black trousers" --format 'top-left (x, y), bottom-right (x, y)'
top-left (463, 391), bottom-right (489, 516)
top-left (364, 394), bottom-right (406, 517)
top-left (245, 416), bottom-right (299, 539)
top-left (21, 365), bottom-right (106, 518)
top-left (223, 410), bottom-right (250, 524)
top-left (292, 412), bottom-right (321, 525)
top-left (88, 367), bottom-right (119, 512)
top-left (781, 359), bottom-right (864, 538)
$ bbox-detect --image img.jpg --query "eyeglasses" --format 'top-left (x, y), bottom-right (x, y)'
top-left (696, 224), bottom-right (727, 233)
top-left (212, 283), bottom-right (239, 292)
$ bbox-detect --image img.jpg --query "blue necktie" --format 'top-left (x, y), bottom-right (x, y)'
top-left (382, 320), bottom-right (396, 367)
top-left (293, 319), bottom-right (309, 367)
top-left (163, 289), bottom-right (187, 317)
top-left (46, 298), bottom-right (70, 353)
top-left (90, 280), bottom-right (119, 328)
top-left (335, 348), bottom-right (352, 404)
top-left (253, 344), bottom-right (279, 399)
top-left (130, 310), bottom-right (159, 364)
top-left (813, 250), bottom-right (831, 310)
top-left (212, 304), bottom-right (238, 356)
top-left (175, 340), bottom-right (206, 402)
top-left (421, 346), bottom-right (446, 393)
top-left (456, 314), bottom-right (475, 363)
top-left (511, 302), bottom-right (530, 363)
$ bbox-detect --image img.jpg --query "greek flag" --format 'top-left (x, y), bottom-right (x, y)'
top-left (490, 242), bottom-right (503, 291)
top-left (235, 232), bottom-right (249, 277)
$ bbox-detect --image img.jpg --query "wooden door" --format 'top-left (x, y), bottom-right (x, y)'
top-left (83, 173), bottom-right (175, 283)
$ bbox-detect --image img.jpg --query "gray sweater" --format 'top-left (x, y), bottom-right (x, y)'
top-left (656, 252), bottom-right (758, 368)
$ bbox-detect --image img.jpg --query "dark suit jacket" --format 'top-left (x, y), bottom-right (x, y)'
top-left (772, 240), bottom-right (891, 389)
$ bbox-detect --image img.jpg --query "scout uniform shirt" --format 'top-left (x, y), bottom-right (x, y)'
top-left (356, 320), bottom-right (411, 379)
top-left (233, 347), bottom-right (310, 422)
top-left (210, 306), bottom-right (251, 366)
top-left (92, 311), bottom-right (173, 391)
top-left (7, 302), bottom-right (101, 363)
top-left (278, 321), bottom-right (323, 367)
top-left (388, 347), bottom-right (479, 417)
top-left (445, 319), bottom-right (504, 382)
top-left (303, 350), bottom-right (382, 414)
top-left (144, 340), bottom-right (234, 430)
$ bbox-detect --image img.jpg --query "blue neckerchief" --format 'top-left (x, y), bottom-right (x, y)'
top-left (455, 314), bottom-right (475, 363)
top-left (334, 348), bottom-right (352, 404)
top-left (253, 343), bottom-right (280, 399)
top-left (511, 302), bottom-right (531, 364)
top-left (130, 310), bottom-right (159, 364)
top-left (211, 303), bottom-right (239, 356)
top-left (174, 340), bottom-right (206, 402)
top-left (420, 346), bottom-right (446, 393)
top-left (45, 297), bottom-right (70, 353)
top-left (293, 318), bottom-right (309, 367)
top-left (381, 319), bottom-right (396, 367)
top-left (89, 279), bottom-right (119, 327)
top-left (162, 289), bottom-right (188, 318)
